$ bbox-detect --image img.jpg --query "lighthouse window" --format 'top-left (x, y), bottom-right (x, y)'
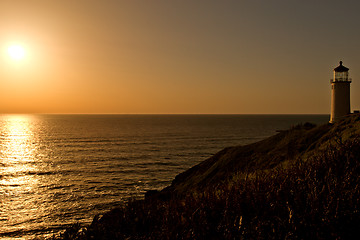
top-left (335, 72), bottom-right (348, 81)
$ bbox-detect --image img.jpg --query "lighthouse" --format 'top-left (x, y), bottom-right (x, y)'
top-left (330, 61), bottom-right (351, 123)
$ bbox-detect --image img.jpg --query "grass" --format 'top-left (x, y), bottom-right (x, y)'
top-left (55, 136), bottom-right (360, 239)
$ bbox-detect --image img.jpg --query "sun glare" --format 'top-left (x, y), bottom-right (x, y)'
top-left (8, 45), bottom-right (25, 60)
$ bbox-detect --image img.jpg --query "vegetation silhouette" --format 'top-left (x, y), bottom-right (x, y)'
top-left (54, 115), bottom-right (360, 239)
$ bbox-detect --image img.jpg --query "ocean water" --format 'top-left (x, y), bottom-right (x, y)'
top-left (0, 114), bottom-right (329, 239)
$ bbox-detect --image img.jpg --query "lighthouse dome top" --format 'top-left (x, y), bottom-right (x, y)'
top-left (334, 61), bottom-right (349, 72)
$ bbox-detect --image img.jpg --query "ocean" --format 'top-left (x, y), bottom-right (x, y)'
top-left (0, 114), bottom-right (329, 239)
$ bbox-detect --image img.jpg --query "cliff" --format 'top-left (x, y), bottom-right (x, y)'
top-left (57, 114), bottom-right (360, 240)
top-left (161, 114), bottom-right (360, 196)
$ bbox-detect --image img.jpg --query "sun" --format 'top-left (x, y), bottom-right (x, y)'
top-left (8, 45), bottom-right (25, 60)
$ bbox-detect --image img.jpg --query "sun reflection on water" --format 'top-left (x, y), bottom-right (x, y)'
top-left (0, 115), bottom-right (37, 179)
top-left (0, 115), bottom-right (41, 236)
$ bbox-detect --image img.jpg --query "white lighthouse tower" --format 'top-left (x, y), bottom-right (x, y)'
top-left (330, 61), bottom-right (351, 123)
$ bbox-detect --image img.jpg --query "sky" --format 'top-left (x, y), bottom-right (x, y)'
top-left (1, 0), bottom-right (360, 114)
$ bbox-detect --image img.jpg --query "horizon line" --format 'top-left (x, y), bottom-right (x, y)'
top-left (0, 112), bottom-right (330, 115)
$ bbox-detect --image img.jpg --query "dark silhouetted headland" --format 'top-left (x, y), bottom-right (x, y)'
top-left (54, 114), bottom-right (360, 239)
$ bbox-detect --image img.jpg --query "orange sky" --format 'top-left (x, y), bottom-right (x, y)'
top-left (1, 0), bottom-right (360, 114)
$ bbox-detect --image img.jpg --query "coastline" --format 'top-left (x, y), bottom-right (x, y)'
top-left (55, 114), bottom-right (360, 239)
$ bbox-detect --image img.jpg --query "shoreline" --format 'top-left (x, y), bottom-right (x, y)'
top-left (53, 114), bottom-right (360, 239)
